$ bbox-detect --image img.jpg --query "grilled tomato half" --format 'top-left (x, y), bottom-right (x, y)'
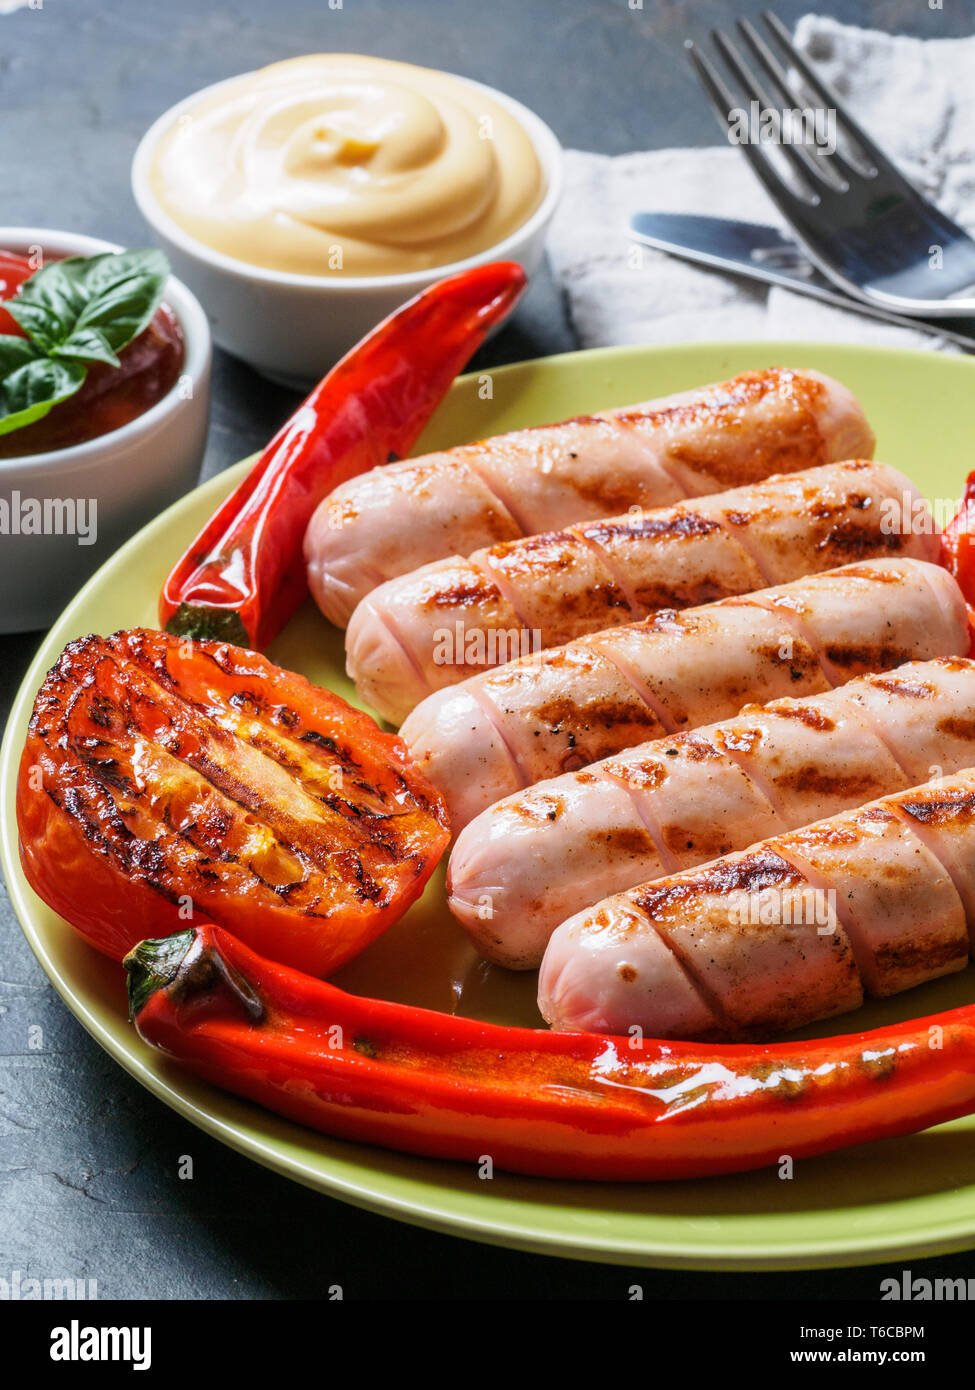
top-left (16, 629), bottom-right (449, 975)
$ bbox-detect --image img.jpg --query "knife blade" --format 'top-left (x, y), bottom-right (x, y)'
top-left (628, 213), bottom-right (975, 350)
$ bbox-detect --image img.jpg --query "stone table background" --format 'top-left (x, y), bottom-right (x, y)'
top-left (2, 0), bottom-right (974, 1299)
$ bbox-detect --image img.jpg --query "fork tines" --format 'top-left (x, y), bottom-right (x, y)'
top-left (685, 10), bottom-right (898, 211)
top-left (682, 10), bottom-right (975, 312)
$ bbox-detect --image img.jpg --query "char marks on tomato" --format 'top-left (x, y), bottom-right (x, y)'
top-left (17, 630), bottom-right (448, 975)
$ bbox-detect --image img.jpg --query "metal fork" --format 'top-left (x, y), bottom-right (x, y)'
top-left (687, 11), bottom-right (975, 317)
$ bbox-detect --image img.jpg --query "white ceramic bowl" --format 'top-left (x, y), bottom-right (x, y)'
top-left (131, 70), bottom-right (563, 387)
top-left (0, 228), bottom-right (211, 633)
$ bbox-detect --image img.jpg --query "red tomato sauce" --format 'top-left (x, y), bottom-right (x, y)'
top-left (0, 249), bottom-right (185, 458)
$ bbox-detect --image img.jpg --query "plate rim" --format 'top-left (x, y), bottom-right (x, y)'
top-left (5, 337), bottom-right (975, 1272)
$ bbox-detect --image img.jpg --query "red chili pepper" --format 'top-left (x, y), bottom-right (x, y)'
top-left (939, 470), bottom-right (975, 649)
top-left (159, 261), bottom-right (527, 649)
top-left (126, 923), bottom-right (975, 1182)
top-left (942, 469), bottom-right (975, 619)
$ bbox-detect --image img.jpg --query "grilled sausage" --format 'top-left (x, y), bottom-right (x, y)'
top-left (346, 460), bottom-right (931, 723)
top-left (538, 767), bottom-right (975, 1040)
top-left (306, 368), bottom-right (875, 627)
top-left (448, 657), bottom-right (975, 968)
top-left (401, 559), bottom-right (969, 832)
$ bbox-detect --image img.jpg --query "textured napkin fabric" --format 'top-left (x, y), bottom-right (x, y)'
top-left (546, 14), bottom-right (975, 352)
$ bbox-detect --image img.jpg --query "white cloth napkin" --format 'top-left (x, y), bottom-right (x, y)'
top-left (546, 14), bottom-right (975, 352)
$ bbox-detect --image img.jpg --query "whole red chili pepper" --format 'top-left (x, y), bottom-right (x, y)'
top-left (159, 261), bottom-right (526, 649)
top-left (126, 923), bottom-right (975, 1182)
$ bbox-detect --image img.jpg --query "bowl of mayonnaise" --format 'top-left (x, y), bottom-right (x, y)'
top-left (131, 55), bottom-right (562, 385)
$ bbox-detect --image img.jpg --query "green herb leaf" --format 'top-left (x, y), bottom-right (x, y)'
top-left (52, 325), bottom-right (121, 368)
top-left (5, 248), bottom-right (169, 359)
top-left (0, 356), bottom-right (86, 437)
top-left (0, 248), bottom-right (170, 439)
top-left (0, 334), bottom-right (43, 376)
top-left (71, 249), bottom-right (169, 352)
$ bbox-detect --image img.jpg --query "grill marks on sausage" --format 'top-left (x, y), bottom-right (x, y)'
top-left (588, 822), bottom-right (659, 860)
top-left (530, 691), bottom-right (663, 739)
top-left (628, 848), bottom-right (830, 1037)
top-left (755, 570), bottom-right (927, 685)
top-left (582, 511), bottom-right (724, 547)
top-left (866, 674), bottom-right (937, 700)
top-left (614, 370), bottom-right (830, 490)
top-left (830, 562), bottom-right (907, 584)
top-left (476, 564), bottom-right (933, 767)
top-left (543, 371), bottom-right (827, 508)
top-left (632, 849), bottom-right (802, 922)
top-left (486, 528), bottom-right (633, 625)
top-left (871, 930), bottom-right (967, 980)
top-left (424, 576), bottom-right (505, 611)
top-left (814, 516), bottom-right (902, 560)
top-left (459, 440), bottom-right (540, 538)
top-left (573, 508), bottom-right (739, 617)
top-left (938, 715), bottom-right (975, 742)
top-left (508, 790), bottom-right (566, 824)
top-left (760, 701), bottom-right (836, 731)
top-left (775, 763), bottom-right (886, 802)
top-left (896, 786), bottom-right (975, 827)
top-left (722, 478), bottom-right (905, 581)
top-left (618, 772), bottom-right (975, 1039)
top-left (562, 529), bottom-right (646, 623)
top-left (658, 819), bottom-right (739, 862)
top-left (824, 642), bottom-right (911, 672)
top-left (631, 577), bottom-right (741, 612)
top-left (393, 463), bottom-right (916, 690)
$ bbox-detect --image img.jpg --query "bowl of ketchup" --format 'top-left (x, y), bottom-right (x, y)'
top-left (0, 248), bottom-right (187, 458)
top-left (0, 229), bottom-right (211, 632)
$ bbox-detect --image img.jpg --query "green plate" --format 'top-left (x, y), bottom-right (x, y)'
top-left (4, 340), bottom-right (975, 1271)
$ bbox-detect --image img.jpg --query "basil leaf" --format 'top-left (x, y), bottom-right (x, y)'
top-left (5, 248), bottom-right (169, 358)
top-left (52, 325), bottom-right (120, 368)
top-left (70, 249), bottom-right (169, 353)
top-left (0, 356), bottom-right (86, 437)
top-left (0, 334), bottom-right (43, 376)
top-left (3, 262), bottom-right (88, 352)
top-left (0, 248), bottom-right (169, 437)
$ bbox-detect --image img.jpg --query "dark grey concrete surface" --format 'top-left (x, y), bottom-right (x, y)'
top-left (2, 0), bottom-right (975, 1300)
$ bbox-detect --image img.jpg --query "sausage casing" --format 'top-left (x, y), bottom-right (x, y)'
top-left (538, 768), bottom-right (975, 1039)
top-left (449, 657), bottom-right (975, 968)
top-left (347, 460), bottom-right (930, 723)
top-left (402, 558), bottom-right (969, 832)
top-left (307, 367), bottom-right (875, 627)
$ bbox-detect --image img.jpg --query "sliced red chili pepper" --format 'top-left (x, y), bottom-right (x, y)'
top-left (159, 261), bottom-right (526, 649)
top-left (17, 630), bottom-right (448, 976)
top-left (126, 922), bottom-right (975, 1182)
top-left (939, 470), bottom-right (975, 647)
